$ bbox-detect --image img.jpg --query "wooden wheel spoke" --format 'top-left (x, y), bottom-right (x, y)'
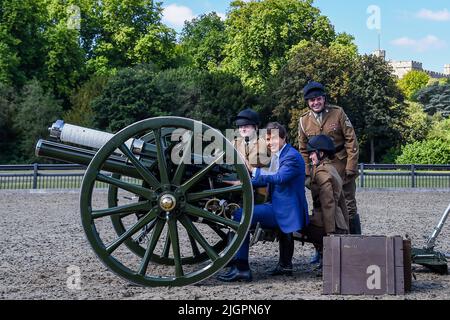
top-left (106, 208), bottom-right (159, 255)
top-left (162, 229), bottom-right (171, 258)
top-left (97, 173), bottom-right (153, 199)
top-left (91, 201), bottom-right (152, 219)
top-left (179, 215), bottom-right (219, 261)
top-left (137, 219), bottom-right (165, 276)
top-left (168, 219), bottom-right (183, 277)
top-left (154, 129), bottom-right (170, 185)
top-left (188, 234), bottom-right (201, 258)
top-left (187, 185), bottom-right (242, 202)
top-left (118, 143), bottom-right (160, 189)
top-left (172, 132), bottom-right (193, 186)
top-left (185, 204), bottom-right (240, 231)
top-left (207, 223), bottom-right (228, 241)
top-left (180, 152), bottom-right (225, 193)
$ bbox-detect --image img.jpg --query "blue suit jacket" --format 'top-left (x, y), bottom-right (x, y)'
top-left (252, 144), bottom-right (309, 233)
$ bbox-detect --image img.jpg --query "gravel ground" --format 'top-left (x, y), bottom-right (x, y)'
top-left (1, 189), bottom-right (449, 300)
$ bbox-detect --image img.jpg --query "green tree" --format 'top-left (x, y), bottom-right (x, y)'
top-left (180, 12), bottom-right (227, 71)
top-left (0, 26), bottom-right (21, 85)
top-left (329, 33), bottom-right (358, 57)
top-left (415, 84), bottom-right (450, 117)
top-left (150, 67), bottom-right (257, 131)
top-left (427, 115), bottom-right (450, 143)
top-left (441, 78), bottom-right (450, 85)
top-left (0, 0), bottom-right (47, 87)
top-left (387, 111), bottom-right (450, 164)
top-left (64, 75), bottom-right (110, 127)
top-left (427, 77), bottom-right (450, 86)
top-left (343, 55), bottom-right (405, 163)
top-left (92, 65), bottom-right (257, 132)
top-left (396, 101), bottom-right (431, 144)
top-left (222, 0), bottom-right (336, 91)
top-left (43, 22), bottom-right (85, 105)
top-left (182, 70), bottom-right (258, 130)
top-left (0, 0), bottom-right (87, 105)
top-left (382, 101), bottom-right (431, 163)
top-left (86, 0), bottom-right (176, 75)
top-left (397, 70), bottom-right (430, 100)
top-left (91, 64), bottom-right (159, 132)
top-left (43, 0), bottom-right (101, 58)
top-left (0, 83), bottom-right (18, 163)
top-left (396, 138), bottom-right (450, 165)
top-left (13, 79), bottom-right (63, 162)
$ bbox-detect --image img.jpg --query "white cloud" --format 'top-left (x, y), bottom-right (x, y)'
top-left (416, 8), bottom-right (450, 21)
top-left (391, 35), bottom-right (447, 52)
top-left (162, 4), bottom-right (195, 27)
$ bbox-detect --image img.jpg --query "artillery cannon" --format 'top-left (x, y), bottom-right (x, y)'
top-left (36, 117), bottom-right (255, 287)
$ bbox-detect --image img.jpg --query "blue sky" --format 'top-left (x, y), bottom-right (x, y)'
top-left (160, 0), bottom-right (450, 74)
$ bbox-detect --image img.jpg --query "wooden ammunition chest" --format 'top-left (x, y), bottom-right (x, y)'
top-left (323, 235), bottom-right (411, 295)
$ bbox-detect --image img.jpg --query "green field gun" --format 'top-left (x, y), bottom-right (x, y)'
top-left (36, 117), bottom-right (255, 286)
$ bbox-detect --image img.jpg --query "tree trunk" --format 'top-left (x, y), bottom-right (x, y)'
top-left (370, 138), bottom-right (375, 164)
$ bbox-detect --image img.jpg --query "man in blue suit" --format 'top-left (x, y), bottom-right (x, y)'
top-left (218, 122), bottom-right (309, 282)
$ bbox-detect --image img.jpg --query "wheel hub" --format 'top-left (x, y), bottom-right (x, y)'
top-left (159, 194), bottom-right (177, 211)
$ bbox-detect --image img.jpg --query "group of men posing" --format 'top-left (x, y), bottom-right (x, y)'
top-left (218, 81), bottom-right (361, 282)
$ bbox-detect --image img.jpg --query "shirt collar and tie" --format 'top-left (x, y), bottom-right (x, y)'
top-left (313, 111), bottom-right (323, 125)
top-left (252, 143), bottom-right (287, 177)
top-left (269, 143), bottom-right (287, 172)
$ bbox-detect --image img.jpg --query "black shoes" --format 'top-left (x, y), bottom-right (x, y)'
top-left (267, 263), bottom-right (293, 276)
top-left (217, 266), bottom-right (253, 282)
top-left (223, 259), bottom-right (235, 269)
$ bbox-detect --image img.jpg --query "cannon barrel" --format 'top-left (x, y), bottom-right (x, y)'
top-left (35, 139), bottom-right (150, 179)
top-left (36, 138), bottom-right (235, 181)
top-left (49, 120), bottom-right (158, 158)
top-left (38, 120), bottom-right (237, 178)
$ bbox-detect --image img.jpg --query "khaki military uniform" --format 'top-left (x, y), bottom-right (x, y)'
top-left (234, 136), bottom-right (271, 203)
top-left (309, 161), bottom-right (349, 234)
top-left (234, 136), bottom-right (271, 170)
top-left (298, 104), bottom-right (359, 218)
top-left (301, 161), bottom-right (349, 250)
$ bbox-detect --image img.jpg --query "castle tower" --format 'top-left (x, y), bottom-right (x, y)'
top-left (373, 50), bottom-right (386, 60)
top-left (444, 64), bottom-right (450, 76)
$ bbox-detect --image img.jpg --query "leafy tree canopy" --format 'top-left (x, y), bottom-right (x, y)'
top-left (222, 0), bottom-right (337, 92)
top-left (180, 12), bottom-right (227, 71)
top-left (397, 70), bottom-right (430, 101)
top-left (92, 65), bottom-right (258, 133)
top-left (415, 84), bottom-right (450, 117)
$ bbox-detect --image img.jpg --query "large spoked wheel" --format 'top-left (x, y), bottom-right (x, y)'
top-left (107, 129), bottom-right (230, 265)
top-left (80, 117), bottom-right (253, 286)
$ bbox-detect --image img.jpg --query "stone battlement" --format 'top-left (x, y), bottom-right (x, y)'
top-left (373, 50), bottom-right (450, 79)
top-left (388, 60), bottom-right (449, 79)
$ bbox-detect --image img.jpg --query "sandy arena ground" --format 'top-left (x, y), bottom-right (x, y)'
top-left (0, 189), bottom-right (449, 300)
